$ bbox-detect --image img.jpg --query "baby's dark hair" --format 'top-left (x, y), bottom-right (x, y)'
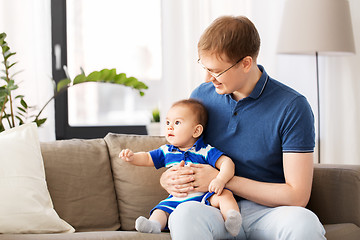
top-left (171, 99), bottom-right (208, 128)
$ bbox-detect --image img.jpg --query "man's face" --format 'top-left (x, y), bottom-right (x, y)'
top-left (198, 53), bottom-right (245, 96)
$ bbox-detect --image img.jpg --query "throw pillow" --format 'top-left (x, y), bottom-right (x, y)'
top-left (0, 123), bottom-right (75, 234)
top-left (104, 133), bottom-right (169, 231)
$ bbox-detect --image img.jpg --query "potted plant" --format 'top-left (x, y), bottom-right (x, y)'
top-left (0, 32), bottom-right (148, 133)
top-left (147, 107), bottom-right (161, 135)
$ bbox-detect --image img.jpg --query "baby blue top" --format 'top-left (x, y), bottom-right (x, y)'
top-left (149, 136), bottom-right (224, 169)
top-left (190, 65), bottom-right (315, 187)
top-left (149, 137), bottom-right (223, 214)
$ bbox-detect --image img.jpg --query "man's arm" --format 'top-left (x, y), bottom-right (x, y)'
top-left (226, 152), bottom-right (313, 207)
top-left (181, 152), bottom-right (313, 207)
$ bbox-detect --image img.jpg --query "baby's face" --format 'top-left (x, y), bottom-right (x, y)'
top-left (165, 105), bottom-right (198, 150)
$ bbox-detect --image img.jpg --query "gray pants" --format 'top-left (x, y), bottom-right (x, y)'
top-left (168, 200), bottom-right (326, 240)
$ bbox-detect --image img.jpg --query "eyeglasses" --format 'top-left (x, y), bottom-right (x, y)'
top-left (197, 57), bottom-right (244, 79)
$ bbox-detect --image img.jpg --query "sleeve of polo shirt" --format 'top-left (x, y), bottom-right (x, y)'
top-left (149, 146), bottom-right (166, 169)
top-left (206, 146), bottom-right (225, 168)
top-left (281, 96), bottom-right (315, 152)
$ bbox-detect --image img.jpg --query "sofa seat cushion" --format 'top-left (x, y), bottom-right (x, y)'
top-left (40, 139), bottom-right (120, 232)
top-left (324, 223), bottom-right (360, 240)
top-left (104, 133), bottom-right (169, 231)
top-left (0, 231), bottom-right (171, 240)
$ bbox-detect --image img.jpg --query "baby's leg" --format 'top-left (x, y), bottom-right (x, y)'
top-left (135, 209), bottom-right (169, 233)
top-left (210, 189), bottom-right (242, 236)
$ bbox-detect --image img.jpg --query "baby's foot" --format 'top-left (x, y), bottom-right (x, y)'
top-left (135, 216), bottom-right (162, 233)
top-left (225, 210), bottom-right (242, 236)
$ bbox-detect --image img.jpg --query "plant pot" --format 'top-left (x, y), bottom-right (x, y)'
top-left (146, 122), bottom-right (161, 136)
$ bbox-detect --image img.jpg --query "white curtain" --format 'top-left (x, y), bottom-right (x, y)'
top-left (160, 0), bottom-right (252, 119)
top-left (161, 0), bottom-right (360, 165)
top-left (0, 0), bottom-right (55, 141)
top-left (2, 0), bottom-right (359, 164)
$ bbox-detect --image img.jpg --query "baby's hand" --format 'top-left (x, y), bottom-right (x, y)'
top-left (208, 177), bottom-right (226, 195)
top-left (119, 149), bottom-right (134, 162)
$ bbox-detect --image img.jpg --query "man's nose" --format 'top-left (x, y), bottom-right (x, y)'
top-left (204, 73), bottom-right (216, 83)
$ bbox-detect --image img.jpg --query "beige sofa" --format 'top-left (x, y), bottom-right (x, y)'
top-left (0, 133), bottom-right (359, 240)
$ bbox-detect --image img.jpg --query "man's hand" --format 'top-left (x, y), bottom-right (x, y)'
top-left (188, 163), bottom-right (219, 192)
top-left (160, 161), bottom-right (195, 197)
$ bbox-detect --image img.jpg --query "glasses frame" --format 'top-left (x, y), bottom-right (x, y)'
top-left (197, 57), bottom-right (245, 79)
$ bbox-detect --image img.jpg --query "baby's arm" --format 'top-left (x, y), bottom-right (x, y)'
top-left (119, 149), bottom-right (154, 167)
top-left (208, 155), bottom-right (235, 195)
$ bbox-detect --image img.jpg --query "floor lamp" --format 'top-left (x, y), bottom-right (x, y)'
top-left (277, 0), bottom-right (355, 163)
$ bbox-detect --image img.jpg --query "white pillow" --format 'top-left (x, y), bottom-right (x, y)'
top-left (0, 123), bottom-right (75, 234)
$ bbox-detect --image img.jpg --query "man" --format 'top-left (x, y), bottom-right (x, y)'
top-left (160, 16), bottom-right (326, 239)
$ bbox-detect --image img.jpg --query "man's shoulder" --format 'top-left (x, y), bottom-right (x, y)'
top-left (268, 78), bottom-right (303, 99)
top-left (192, 82), bottom-right (214, 95)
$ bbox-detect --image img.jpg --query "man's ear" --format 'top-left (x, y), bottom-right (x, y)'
top-left (241, 56), bottom-right (253, 73)
top-left (193, 124), bottom-right (203, 138)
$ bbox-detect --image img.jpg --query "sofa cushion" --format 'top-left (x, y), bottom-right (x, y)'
top-left (104, 133), bottom-right (169, 231)
top-left (0, 231), bottom-right (171, 240)
top-left (40, 138), bottom-right (120, 232)
top-left (324, 223), bottom-right (360, 240)
top-left (0, 123), bottom-right (74, 234)
top-left (308, 164), bottom-right (360, 227)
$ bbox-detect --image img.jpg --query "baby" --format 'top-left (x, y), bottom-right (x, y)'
top-left (119, 99), bottom-right (241, 236)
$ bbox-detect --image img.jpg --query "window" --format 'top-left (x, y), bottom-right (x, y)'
top-left (51, 0), bottom-right (162, 139)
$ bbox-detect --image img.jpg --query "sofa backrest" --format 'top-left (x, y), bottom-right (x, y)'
top-left (104, 133), bottom-right (169, 231)
top-left (40, 138), bottom-right (120, 232)
top-left (307, 164), bottom-right (360, 227)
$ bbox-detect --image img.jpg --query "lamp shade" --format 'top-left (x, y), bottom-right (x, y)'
top-left (278, 0), bottom-right (355, 55)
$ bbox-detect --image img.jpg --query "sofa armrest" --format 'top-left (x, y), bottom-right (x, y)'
top-left (307, 164), bottom-right (360, 227)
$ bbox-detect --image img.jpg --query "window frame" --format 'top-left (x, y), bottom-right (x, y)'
top-left (51, 0), bottom-right (147, 139)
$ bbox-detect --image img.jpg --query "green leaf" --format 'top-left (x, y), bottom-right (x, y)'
top-left (123, 77), bottom-right (137, 86)
top-left (73, 74), bottom-right (86, 85)
top-left (2, 45), bottom-right (10, 53)
top-left (133, 81), bottom-right (149, 90)
top-left (4, 52), bottom-right (16, 61)
top-left (20, 98), bottom-right (28, 108)
top-left (18, 106), bottom-right (27, 113)
top-left (34, 118), bottom-right (47, 127)
top-left (8, 62), bottom-right (17, 69)
top-left (86, 71), bottom-right (101, 81)
top-left (0, 32), bottom-right (7, 41)
top-left (57, 78), bottom-right (71, 92)
top-left (7, 80), bottom-right (18, 91)
top-left (102, 68), bottom-right (116, 82)
top-left (17, 110), bottom-right (26, 117)
top-left (15, 116), bottom-right (24, 125)
top-left (113, 73), bottom-right (127, 84)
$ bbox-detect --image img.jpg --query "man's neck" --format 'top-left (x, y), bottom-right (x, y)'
top-left (232, 65), bottom-right (262, 101)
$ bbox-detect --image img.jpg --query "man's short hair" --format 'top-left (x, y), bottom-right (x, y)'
top-left (198, 15), bottom-right (261, 63)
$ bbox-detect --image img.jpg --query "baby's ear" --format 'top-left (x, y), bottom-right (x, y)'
top-left (193, 124), bottom-right (203, 138)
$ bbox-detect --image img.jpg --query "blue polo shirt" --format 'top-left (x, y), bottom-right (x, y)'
top-left (190, 65), bottom-right (315, 185)
top-left (149, 137), bottom-right (224, 169)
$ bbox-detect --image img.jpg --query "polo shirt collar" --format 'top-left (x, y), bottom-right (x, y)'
top-left (193, 136), bottom-right (206, 151)
top-left (248, 65), bottom-right (269, 99)
top-left (168, 136), bottom-right (206, 152)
